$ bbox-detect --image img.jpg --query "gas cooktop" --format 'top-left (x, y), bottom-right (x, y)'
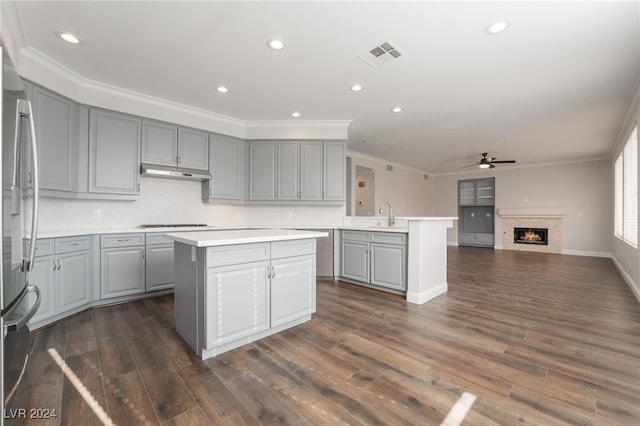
top-left (139, 224), bottom-right (209, 229)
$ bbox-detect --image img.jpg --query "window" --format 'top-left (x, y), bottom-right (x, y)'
top-left (615, 125), bottom-right (638, 247)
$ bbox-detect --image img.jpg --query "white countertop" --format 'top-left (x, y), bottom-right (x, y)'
top-left (164, 228), bottom-right (329, 247)
top-left (337, 226), bottom-right (408, 233)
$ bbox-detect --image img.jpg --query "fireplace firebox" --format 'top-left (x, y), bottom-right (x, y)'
top-left (514, 227), bottom-right (548, 245)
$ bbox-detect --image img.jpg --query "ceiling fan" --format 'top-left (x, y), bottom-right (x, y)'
top-left (463, 153), bottom-right (516, 169)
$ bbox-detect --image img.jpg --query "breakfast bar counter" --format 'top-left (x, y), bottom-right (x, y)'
top-left (164, 229), bottom-right (327, 359)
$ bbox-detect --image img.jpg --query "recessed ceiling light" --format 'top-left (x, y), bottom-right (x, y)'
top-left (350, 84), bottom-right (363, 92)
top-left (485, 21), bottom-right (510, 35)
top-left (391, 106), bottom-right (403, 113)
top-left (357, 140), bottom-right (367, 144)
top-left (58, 32), bottom-right (80, 44)
top-left (291, 112), bottom-right (301, 118)
top-left (267, 39), bottom-right (285, 50)
top-left (216, 86), bottom-right (229, 93)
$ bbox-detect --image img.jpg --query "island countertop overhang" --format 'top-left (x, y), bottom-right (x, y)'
top-left (164, 228), bottom-right (329, 247)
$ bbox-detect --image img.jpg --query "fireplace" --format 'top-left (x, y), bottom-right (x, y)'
top-left (514, 227), bottom-right (548, 245)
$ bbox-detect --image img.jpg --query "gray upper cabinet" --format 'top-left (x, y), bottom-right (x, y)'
top-left (300, 141), bottom-right (323, 200)
top-left (141, 120), bottom-right (178, 167)
top-left (249, 141), bottom-right (278, 200)
top-left (89, 109), bottom-right (141, 195)
top-left (458, 178), bottom-right (495, 206)
top-left (177, 127), bottom-right (209, 171)
top-left (249, 140), bottom-right (345, 203)
top-left (277, 141), bottom-right (301, 200)
top-left (142, 121), bottom-right (209, 171)
top-left (203, 134), bottom-right (245, 202)
top-left (31, 85), bottom-right (80, 192)
top-left (322, 141), bottom-right (346, 201)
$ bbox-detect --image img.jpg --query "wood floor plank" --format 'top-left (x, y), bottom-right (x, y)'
top-left (59, 350), bottom-right (108, 426)
top-left (18, 246), bottom-right (640, 425)
top-left (102, 370), bottom-right (158, 425)
top-left (127, 334), bottom-right (197, 422)
top-left (179, 361), bottom-right (260, 425)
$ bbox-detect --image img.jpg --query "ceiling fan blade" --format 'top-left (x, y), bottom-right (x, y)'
top-left (489, 160), bottom-right (516, 164)
top-left (462, 163), bottom-right (480, 168)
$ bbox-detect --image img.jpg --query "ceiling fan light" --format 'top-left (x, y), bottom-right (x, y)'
top-left (479, 163), bottom-right (491, 169)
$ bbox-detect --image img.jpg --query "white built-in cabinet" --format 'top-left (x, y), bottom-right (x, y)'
top-left (29, 236), bottom-right (93, 325)
top-left (248, 140), bottom-right (345, 203)
top-left (89, 109), bottom-right (141, 195)
top-left (340, 230), bottom-right (407, 293)
top-left (203, 134), bottom-right (245, 202)
top-left (141, 120), bottom-right (209, 171)
top-left (100, 234), bottom-right (146, 299)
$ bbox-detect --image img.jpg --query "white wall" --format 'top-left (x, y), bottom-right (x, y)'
top-left (348, 153), bottom-right (435, 218)
top-left (611, 80), bottom-right (640, 299)
top-left (38, 178), bottom-right (345, 233)
top-left (432, 159), bottom-right (613, 256)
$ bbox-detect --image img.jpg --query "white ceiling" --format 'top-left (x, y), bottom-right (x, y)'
top-left (8, 1), bottom-right (640, 174)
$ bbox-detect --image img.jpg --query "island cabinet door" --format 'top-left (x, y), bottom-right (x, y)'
top-left (205, 261), bottom-right (271, 349)
top-left (271, 254), bottom-right (316, 328)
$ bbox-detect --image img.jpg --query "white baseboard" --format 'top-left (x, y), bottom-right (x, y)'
top-left (561, 249), bottom-right (612, 258)
top-left (406, 282), bottom-right (447, 305)
top-left (611, 257), bottom-right (640, 302)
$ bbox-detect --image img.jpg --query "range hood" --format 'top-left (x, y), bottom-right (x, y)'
top-left (140, 164), bottom-right (211, 181)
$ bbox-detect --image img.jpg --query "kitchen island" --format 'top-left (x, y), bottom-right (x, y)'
top-left (164, 228), bottom-right (328, 359)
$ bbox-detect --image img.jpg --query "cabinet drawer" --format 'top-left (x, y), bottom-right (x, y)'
top-left (146, 232), bottom-right (173, 246)
top-left (370, 232), bottom-right (406, 246)
top-left (33, 239), bottom-right (55, 257)
top-left (207, 242), bottom-right (270, 267)
top-left (271, 239), bottom-right (316, 259)
top-left (55, 235), bottom-right (91, 254)
top-left (101, 233), bottom-right (145, 248)
top-left (341, 230), bottom-right (369, 242)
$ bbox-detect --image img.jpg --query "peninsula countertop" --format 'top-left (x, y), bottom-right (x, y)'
top-left (164, 228), bottom-right (329, 247)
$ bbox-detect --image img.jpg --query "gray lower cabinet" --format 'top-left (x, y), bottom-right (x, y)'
top-left (205, 260), bottom-right (271, 348)
top-left (203, 134), bottom-right (245, 202)
top-left (459, 233), bottom-right (494, 247)
top-left (29, 236), bottom-right (92, 326)
top-left (100, 234), bottom-right (146, 298)
top-left (341, 230), bottom-right (407, 292)
top-left (201, 239), bottom-right (316, 353)
top-left (145, 233), bottom-right (174, 291)
top-left (89, 108), bottom-right (141, 195)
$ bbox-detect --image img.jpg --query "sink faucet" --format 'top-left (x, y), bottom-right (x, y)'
top-left (378, 201), bottom-right (395, 227)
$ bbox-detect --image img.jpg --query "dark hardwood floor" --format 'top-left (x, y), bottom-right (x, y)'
top-left (8, 246), bottom-right (640, 425)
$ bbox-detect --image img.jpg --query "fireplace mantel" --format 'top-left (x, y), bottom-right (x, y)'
top-left (498, 207), bottom-right (566, 218)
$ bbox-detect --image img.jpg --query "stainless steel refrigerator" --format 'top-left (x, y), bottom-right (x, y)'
top-left (0, 43), bottom-right (42, 420)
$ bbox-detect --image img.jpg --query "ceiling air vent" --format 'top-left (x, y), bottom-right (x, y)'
top-left (359, 41), bottom-right (404, 69)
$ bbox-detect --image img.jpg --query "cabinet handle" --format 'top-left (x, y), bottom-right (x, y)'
top-left (271, 266), bottom-right (276, 279)
top-left (69, 242), bottom-right (79, 246)
top-left (176, 155), bottom-right (181, 165)
top-left (117, 239), bottom-right (130, 242)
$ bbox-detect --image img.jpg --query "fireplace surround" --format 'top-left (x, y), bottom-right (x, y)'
top-left (498, 208), bottom-right (565, 254)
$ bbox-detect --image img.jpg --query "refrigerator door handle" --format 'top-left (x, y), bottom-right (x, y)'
top-left (17, 99), bottom-right (40, 272)
top-left (3, 285), bottom-right (41, 338)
